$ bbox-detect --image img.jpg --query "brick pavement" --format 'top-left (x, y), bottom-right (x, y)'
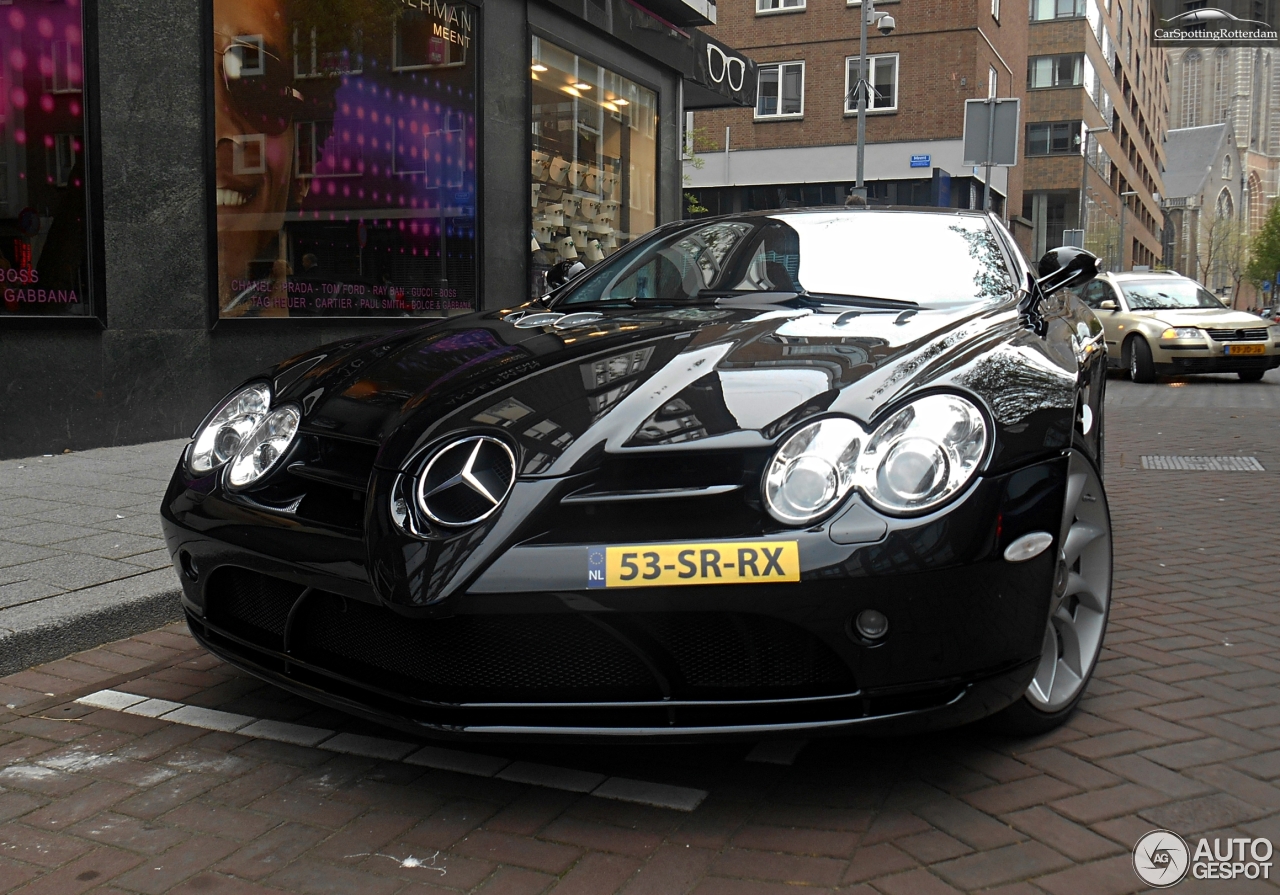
top-left (0, 375), bottom-right (1279, 893)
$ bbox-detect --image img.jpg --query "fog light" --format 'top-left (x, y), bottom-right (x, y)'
top-left (855, 609), bottom-right (889, 640)
top-left (178, 550), bottom-right (199, 582)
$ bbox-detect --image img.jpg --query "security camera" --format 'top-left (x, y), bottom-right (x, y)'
top-left (877, 14), bottom-right (896, 35)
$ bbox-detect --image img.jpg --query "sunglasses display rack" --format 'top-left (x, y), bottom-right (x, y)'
top-left (532, 150), bottom-right (623, 265)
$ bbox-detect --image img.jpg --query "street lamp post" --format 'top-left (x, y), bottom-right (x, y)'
top-left (853, 1), bottom-right (895, 192)
top-left (1117, 189), bottom-right (1138, 271)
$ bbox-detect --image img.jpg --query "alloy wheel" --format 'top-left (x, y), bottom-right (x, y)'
top-left (1025, 451), bottom-right (1112, 711)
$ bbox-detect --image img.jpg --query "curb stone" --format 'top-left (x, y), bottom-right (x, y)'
top-left (0, 568), bottom-right (183, 676)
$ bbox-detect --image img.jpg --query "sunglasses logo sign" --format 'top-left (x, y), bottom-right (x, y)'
top-left (706, 45), bottom-right (747, 93)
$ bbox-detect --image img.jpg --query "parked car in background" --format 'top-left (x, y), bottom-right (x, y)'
top-left (1078, 271), bottom-right (1280, 382)
top-left (162, 209), bottom-right (1111, 740)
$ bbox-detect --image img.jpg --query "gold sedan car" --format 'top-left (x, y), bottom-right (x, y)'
top-left (1079, 272), bottom-right (1280, 382)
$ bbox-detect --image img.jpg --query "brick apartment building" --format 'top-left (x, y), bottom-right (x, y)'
top-left (1022, 0), bottom-right (1167, 269)
top-left (685, 0), bottom-right (1028, 235)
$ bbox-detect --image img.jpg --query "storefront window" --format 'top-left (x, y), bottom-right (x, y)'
top-left (1, 0), bottom-right (93, 319)
top-left (212, 0), bottom-right (478, 319)
top-left (530, 37), bottom-right (656, 297)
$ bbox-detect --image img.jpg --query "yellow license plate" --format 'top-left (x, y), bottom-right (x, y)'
top-left (587, 541), bottom-right (800, 588)
top-left (1226, 344), bottom-right (1265, 355)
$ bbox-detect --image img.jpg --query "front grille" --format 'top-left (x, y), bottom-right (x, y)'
top-left (294, 593), bottom-right (661, 701)
top-left (636, 613), bottom-right (851, 693)
top-left (1173, 356), bottom-right (1272, 372)
top-left (200, 569), bottom-right (855, 705)
top-left (205, 567), bottom-right (302, 650)
top-left (237, 434), bottom-right (377, 530)
top-left (1206, 327), bottom-right (1268, 342)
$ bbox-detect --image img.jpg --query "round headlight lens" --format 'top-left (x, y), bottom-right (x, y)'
top-left (226, 405), bottom-right (301, 489)
top-left (763, 417), bottom-right (862, 524)
top-left (189, 383), bottom-right (271, 475)
top-left (858, 394), bottom-right (987, 514)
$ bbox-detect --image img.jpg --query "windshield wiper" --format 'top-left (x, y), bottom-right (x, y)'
top-left (797, 292), bottom-right (919, 310)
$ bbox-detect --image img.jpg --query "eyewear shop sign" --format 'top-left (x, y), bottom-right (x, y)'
top-left (213, 0), bottom-right (478, 319)
top-left (0, 0), bottom-right (91, 319)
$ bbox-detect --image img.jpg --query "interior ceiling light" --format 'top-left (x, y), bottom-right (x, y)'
top-left (613, 98), bottom-right (629, 105)
top-left (531, 63), bottom-right (548, 72)
top-left (562, 86), bottom-right (580, 96)
top-left (573, 82), bottom-right (592, 90)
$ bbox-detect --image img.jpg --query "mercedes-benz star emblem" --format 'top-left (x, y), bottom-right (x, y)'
top-left (416, 436), bottom-right (516, 527)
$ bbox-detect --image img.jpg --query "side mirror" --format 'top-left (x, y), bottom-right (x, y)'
top-left (1036, 246), bottom-right (1100, 296)
top-left (1099, 300), bottom-right (1117, 311)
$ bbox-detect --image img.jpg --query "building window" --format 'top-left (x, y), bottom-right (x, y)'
top-left (1222, 154), bottom-right (1232, 179)
top-left (1029, 54), bottom-right (1083, 88)
top-left (1213, 49), bottom-right (1229, 123)
top-left (757, 0), bottom-right (804, 12)
top-left (758, 62), bottom-right (804, 118)
top-left (1182, 51), bottom-right (1202, 128)
top-left (43, 40), bottom-right (83, 93)
top-left (1029, 0), bottom-right (1084, 21)
top-left (1216, 188), bottom-right (1233, 219)
top-left (992, 0), bottom-right (1000, 19)
top-left (989, 65), bottom-right (998, 98)
top-left (530, 37), bottom-right (657, 297)
top-left (294, 26), bottom-right (363, 77)
top-left (45, 134), bottom-right (77, 188)
top-left (844, 55), bottom-right (897, 112)
top-left (1027, 121), bottom-right (1082, 155)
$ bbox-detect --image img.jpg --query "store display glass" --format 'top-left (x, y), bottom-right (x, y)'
top-left (530, 37), bottom-right (656, 297)
top-left (1, 0), bottom-right (94, 319)
top-left (211, 0), bottom-right (478, 319)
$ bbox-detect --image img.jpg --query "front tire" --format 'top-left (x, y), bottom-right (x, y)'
top-left (990, 450), bottom-right (1112, 735)
top-left (1127, 337), bottom-right (1155, 383)
top-left (1239, 370), bottom-right (1265, 382)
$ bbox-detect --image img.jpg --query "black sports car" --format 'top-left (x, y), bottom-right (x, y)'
top-left (162, 208), bottom-right (1112, 739)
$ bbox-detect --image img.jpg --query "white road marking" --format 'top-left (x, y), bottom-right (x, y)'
top-left (497, 761), bottom-right (605, 793)
top-left (745, 738), bottom-right (809, 765)
top-left (74, 689), bottom-right (709, 811)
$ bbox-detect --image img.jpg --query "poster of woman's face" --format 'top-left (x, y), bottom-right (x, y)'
top-left (211, 0), bottom-right (478, 318)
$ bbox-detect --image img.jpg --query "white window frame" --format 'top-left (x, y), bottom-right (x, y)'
top-left (756, 0), bottom-right (805, 14)
top-left (756, 61), bottom-right (805, 119)
top-left (989, 65), bottom-right (998, 98)
top-left (844, 53), bottom-right (898, 113)
top-left (992, 0), bottom-right (1000, 20)
top-left (1028, 53), bottom-right (1084, 89)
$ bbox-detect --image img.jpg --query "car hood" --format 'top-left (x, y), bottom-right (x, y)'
top-left (1135, 309), bottom-right (1269, 329)
top-left (269, 298), bottom-right (1061, 475)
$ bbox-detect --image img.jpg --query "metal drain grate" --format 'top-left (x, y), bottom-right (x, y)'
top-left (1140, 456), bottom-right (1266, 472)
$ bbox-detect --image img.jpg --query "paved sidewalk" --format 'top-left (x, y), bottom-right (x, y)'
top-left (0, 440), bottom-right (187, 675)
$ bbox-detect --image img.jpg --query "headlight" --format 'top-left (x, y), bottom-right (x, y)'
top-left (226, 405), bottom-right (301, 489)
top-left (1161, 327), bottom-right (1202, 340)
top-left (189, 383), bottom-right (271, 475)
top-left (762, 418), bottom-right (862, 524)
top-left (762, 394), bottom-right (989, 524)
top-left (857, 395), bottom-right (987, 514)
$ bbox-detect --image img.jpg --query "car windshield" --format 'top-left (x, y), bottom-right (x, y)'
top-left (553, 211), bottom-right (1016, 310)
top-left (1120, 279), bottom-right (1225, 311)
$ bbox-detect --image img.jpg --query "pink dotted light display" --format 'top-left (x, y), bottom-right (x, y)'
top-left (298, 60), bottom-right (478, 261)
